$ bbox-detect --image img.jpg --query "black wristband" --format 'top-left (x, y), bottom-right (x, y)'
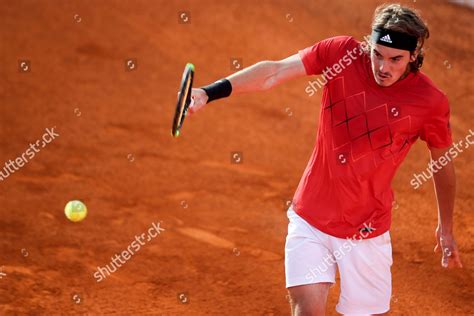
top-left (201, 79), bottom-right (232, 103)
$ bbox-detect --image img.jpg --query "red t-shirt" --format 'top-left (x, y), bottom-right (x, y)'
top-left (292, 36), bottom-right (452, 239)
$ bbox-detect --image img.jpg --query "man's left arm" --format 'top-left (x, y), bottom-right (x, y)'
top-left (430, 146), bottom-right (463, 269)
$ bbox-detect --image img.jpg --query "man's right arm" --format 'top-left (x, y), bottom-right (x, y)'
top-left (187, 53), bottom-right (307, 115)
top-left (226, 53), bottom-right (307, 93)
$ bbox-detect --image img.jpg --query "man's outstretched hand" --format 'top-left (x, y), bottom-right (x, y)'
top-left (176, 88), bottom-right (208, 118)
top-left (434, 227), bottom-right (463, 269)
top-left (187, 88), bottom-right (208, 116)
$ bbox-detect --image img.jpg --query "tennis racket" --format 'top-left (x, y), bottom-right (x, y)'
top-left (171, 63), bottom-right (195, 137)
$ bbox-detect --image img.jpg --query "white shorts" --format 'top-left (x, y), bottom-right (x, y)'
top-left (285, 206), bottom-right (393, 315)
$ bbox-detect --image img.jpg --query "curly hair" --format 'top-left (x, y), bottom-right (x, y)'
top-left (366, 3), bottom-right (430, 72)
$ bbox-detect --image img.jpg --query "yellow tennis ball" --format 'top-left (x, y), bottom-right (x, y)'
top-left (64, 200), bottom-right (87, 222)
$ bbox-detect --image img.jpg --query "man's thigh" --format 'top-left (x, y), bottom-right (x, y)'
top-left (285, 207), bottom-right (337, 287)
top-left (332, 231), bottom-right (393, 315)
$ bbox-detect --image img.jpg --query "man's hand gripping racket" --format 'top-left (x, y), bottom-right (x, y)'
top-left (187, 89), bottom-right (208, 116)
top-left (171, 63), bottom-right (209, 138)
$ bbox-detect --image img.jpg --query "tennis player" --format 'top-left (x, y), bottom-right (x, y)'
top-left (187, 3), bottom-right (463, 315)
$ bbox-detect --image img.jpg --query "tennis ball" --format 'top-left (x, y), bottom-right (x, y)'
top-left (64, 200), bottom-right (87, 222)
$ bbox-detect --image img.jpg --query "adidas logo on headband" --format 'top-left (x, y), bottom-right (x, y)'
top-left (379, 34), bottom-right (392, 43)
top-left (372, 28), bottom-right (417, 51)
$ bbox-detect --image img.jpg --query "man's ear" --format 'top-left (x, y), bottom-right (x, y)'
top-left (410, 50), bottom-right (419, 62)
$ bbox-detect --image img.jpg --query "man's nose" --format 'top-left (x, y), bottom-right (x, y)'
top-left (379, 60), bottom-right (389, 73)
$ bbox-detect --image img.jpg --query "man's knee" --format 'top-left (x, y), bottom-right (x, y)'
top-left (288, 282), bottom-right (332, 316)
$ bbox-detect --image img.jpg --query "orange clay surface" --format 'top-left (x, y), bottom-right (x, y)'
top-left (0, 0), bottom-right (472, 314)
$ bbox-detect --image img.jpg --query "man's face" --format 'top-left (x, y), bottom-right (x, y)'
top-left (370, 43), bottom-right (416, 87)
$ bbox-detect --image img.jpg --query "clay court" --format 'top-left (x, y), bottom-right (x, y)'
top-left (0, 0), bottom-right (473, 314)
